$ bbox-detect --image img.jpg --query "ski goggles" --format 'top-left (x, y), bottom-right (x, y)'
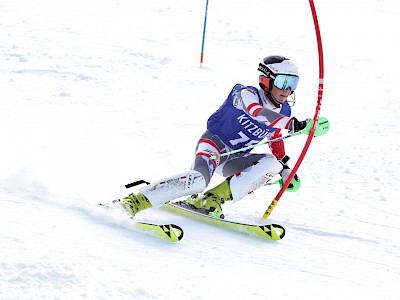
top-left (272, 74), bottom-right (299, 91)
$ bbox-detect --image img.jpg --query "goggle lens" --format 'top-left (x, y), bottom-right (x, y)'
top-left (273, 74), bottom-right (299, 91)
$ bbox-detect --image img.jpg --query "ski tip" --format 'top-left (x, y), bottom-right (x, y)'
top-left (251, 224), bottom-right (286, 241)
top-left (135, 222), bottom-right (184, 242)
top-left (167, 224), bottom-right (185, 242)
top-left (270, 224), bottom-right (286, 240)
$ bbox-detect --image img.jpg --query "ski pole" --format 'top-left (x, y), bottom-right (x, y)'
top-left (200, 0), bottom-right (209, 68)
top-left (265, 180), bottom-right (280, 186)
top-left (210, 132), bottom-right (301, 160)
top-left (210, 117), bottom-right (329, 160)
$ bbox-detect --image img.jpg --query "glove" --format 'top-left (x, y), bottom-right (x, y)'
top-left (278, 156), bottom-right (301, 192)
top-left (289, 117), bottom-right (311, 134)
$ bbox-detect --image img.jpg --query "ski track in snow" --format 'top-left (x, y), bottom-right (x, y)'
top-left (1, 0), bottom-right (400, 299)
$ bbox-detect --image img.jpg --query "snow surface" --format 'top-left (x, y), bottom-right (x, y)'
top-left (1, 0), bottom-right (399, 299)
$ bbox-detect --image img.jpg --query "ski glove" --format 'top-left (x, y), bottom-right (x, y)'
top-left (289, 117), bottom-right (310, 134)
top-left (279, 156), bottom-right (301, 192)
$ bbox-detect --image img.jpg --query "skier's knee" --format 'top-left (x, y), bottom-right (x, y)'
top-left (230, 155), bottom-right (282, 202)
top-left (139, 171), bottom-right (206, 207)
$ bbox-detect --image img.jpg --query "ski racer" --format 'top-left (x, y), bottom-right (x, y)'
top-left (121, 55), bottom-right (310, 218)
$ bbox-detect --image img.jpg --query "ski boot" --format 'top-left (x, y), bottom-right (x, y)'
top-left (186, 179), bottom-right (232, 219)
top-left (122, 193), bottom-right (152, 217)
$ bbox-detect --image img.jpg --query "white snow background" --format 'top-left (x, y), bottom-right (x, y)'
top-left (1, 0), bottom-right (399, 299)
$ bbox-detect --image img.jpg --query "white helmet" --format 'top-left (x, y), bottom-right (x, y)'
top-left (258, 56), bottom-right (299, 104)
top-left (258, 55), bottom-right (299, 78)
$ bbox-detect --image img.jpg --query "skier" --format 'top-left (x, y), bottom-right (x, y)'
top-left (122, 55), bottom-right (310, 218)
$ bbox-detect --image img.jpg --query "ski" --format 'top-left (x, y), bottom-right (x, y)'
top-left (134, 222), bottom-right (184, 243)
top-left (98, 200), bottom-right (184, 242)
top-left (163, 200), bottom-right (285, 241)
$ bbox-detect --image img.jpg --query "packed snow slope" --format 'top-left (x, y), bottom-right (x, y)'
top-left (1, 0), bottom-right (399, 299)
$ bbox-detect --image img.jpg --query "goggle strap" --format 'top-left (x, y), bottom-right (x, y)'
top-left (258, 63), bottom-right (271, 77)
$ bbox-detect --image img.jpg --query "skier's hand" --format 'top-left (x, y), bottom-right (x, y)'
top-left (210, 153), bottom-right (220, 160)
top-left (289, 117), bottom-right (311, 134)
top-left (279, 157), bottom-right (301, 192)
